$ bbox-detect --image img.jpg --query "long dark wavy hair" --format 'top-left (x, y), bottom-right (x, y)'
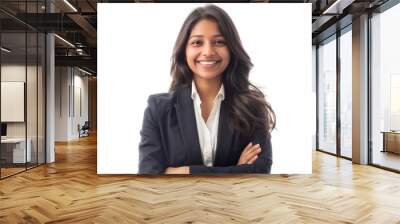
top-left (170, 4), bottom-right (275, 136)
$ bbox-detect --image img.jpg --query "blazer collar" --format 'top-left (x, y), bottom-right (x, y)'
top-left (191, 80), bottom-right (226, 102)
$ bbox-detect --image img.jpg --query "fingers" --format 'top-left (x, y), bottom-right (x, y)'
top-left (238, 143), bottom-right (262, 165)
top-left (245, 145), bottom-right (261, 161)
top-left (237, 143), bottom-right (254, 165)
top-left (243, 142), bottom-right (253, 153)
top-left (247, 155), bottom-right (258, 164)
top-left (244, 144), bottom-right (261, 158)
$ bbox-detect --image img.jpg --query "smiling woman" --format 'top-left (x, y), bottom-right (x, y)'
top-left (138, 4), bottom-right (275, 175)
top-left (185, 19), bottom-right (231, 84)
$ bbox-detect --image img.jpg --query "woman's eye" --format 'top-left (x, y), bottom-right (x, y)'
top-left (215, 39), bottom-right (226, 46)
top-left (191, 40), bottom-right (202, 46)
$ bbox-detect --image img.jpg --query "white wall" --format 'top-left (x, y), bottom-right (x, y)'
top-left (55, 66), bottom-right (70, 141)
top-left (55, 67), bottom-right (89, 141)
top-left (98, 4), bottom-right (312, 174)
top-left (73, 72), bottom-right (89, 137)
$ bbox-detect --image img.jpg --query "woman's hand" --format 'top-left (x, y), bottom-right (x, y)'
top-left (237, 142), bottom-right (261, 165)
top-left (165, 166), bottom-right (190, 174)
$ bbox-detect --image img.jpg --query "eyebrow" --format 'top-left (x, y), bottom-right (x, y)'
top-left (189, 34), bottom-right (224, 39)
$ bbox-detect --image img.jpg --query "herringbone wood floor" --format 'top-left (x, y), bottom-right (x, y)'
top-left (1, 134), bottom-right (400, 223)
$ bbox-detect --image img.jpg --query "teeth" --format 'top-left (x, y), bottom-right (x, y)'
top-left (198, 61), bottom-right (217, 65)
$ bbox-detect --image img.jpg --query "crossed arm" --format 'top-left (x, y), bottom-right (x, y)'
top-left (165, 141), bottom-right (270, 174)
top-left (138, 97), bottom-right (272, 174)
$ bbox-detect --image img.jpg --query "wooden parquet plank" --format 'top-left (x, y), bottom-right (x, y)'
top-left (1, 134), bottom-right (400, 223)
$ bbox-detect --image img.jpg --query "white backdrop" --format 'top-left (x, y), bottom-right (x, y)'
top-left (98, 3), bottom-right (312, 174)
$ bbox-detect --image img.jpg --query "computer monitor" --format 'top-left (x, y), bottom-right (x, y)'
top-left (1, 123), bottom-right (7, 137)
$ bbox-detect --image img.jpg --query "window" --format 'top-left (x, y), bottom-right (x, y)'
top-left (339, 28), bottom-right (352, 158)
top-left (318, 36), bottom-right (337, 154)
top-left (371, 3), bottom-right (400, 171)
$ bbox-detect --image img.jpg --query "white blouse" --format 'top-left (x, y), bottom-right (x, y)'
top-left (191, 81), bottom-right (225, 167)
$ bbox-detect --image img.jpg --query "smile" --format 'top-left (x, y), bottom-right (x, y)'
top-left (196, 60), bottom-right (221, 67)
top-left (197, 60), bottom-right (219, 64)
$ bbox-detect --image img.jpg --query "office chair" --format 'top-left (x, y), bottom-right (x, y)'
top-left (79, 121), bottom-right (90, 138)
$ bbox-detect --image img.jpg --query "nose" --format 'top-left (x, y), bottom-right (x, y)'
top-left (202, 41), bottom-right (216, 57)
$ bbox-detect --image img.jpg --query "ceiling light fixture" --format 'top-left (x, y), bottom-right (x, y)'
top-left (63, 0), bottom-right (78, 12)
top-left (1, 47), bottom-right (11, 53)
top-left (322, 0), bottom-right (355, 15)
top-left (54, 34), bottom-right (75, 48)
top-left (76, 48), bottom-right (85, 55)
top-left (78, 67), bottom-right (93, 76)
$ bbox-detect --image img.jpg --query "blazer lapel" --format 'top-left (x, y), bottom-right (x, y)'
top-left (214, 100), bottom-right (234, 165)
top-left (175, 85), bottom-right (204, 165)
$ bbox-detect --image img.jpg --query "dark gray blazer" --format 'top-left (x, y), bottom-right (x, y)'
top-left (138, 84), bottom-right (272, 174)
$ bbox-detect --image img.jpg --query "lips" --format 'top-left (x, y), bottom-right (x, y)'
top-left (196, 60), bottom-right (221, 68)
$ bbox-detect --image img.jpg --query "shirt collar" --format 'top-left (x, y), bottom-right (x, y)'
top-left (191, 80), bottom-right (225, 101)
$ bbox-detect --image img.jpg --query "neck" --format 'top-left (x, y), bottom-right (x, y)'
top-left (193, 77), bottom-right (222, 102)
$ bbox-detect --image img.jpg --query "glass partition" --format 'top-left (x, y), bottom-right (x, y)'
top-left (339, 27), bottom-right (352, 158)
top-left (317, 35), bottom-right (337, 155)
top-left (1, 31), bottom-right (28, 177)
top-left (26, 0), bottom-right (44, 169)
top-left (0, 1), bottom-right (46, 179)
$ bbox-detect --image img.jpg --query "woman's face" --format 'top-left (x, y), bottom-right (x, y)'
top-left (185, 19), bottom-right (230, 82)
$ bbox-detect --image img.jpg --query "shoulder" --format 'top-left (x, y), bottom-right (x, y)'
top-left (147, 91), bottom-right (176, 111)
top-left (147, 84), bottom-right (190, 108)
top-left (146, 84), bottom-right (191, 117)
top-left (143, 92), bottom-right (176, 123)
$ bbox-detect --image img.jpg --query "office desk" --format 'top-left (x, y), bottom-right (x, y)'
top-left (1, 138), bottom-right (31, 163)
top-left (381, 131), bottom-right (400, 154)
